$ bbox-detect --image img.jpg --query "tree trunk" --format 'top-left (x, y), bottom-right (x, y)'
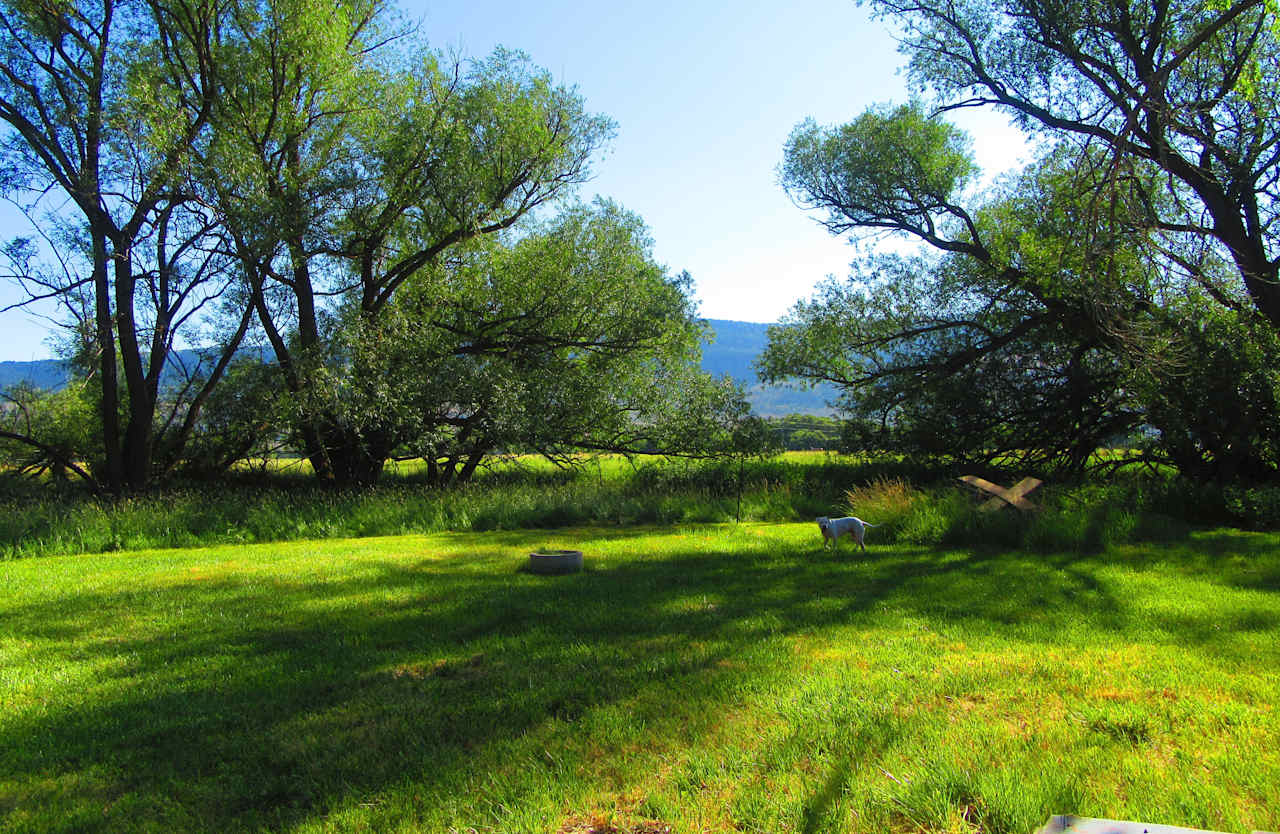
top-left (91, 230), bottom-right (124, 495)
top-left (455, 442), bottom-right (489, 484)
top-left (113, 239), bottom-right (156, 491)
top-left (312, 421), bottom-right (391, 486)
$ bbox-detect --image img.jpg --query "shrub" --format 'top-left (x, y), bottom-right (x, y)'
top-left (1223, 485), bottom-right (1280, 530)
top-left (839, 478), bottom-right (1204, 552)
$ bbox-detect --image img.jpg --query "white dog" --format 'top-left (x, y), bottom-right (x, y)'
top-left (816, 516), bottom-right (876, 553)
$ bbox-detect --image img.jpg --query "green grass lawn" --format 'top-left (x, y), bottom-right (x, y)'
top-left (2, 524), bottom-right (1278, 833)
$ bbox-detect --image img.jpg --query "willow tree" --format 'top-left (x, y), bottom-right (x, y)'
top-left (866, 0), bottom-right (1280, 325)
top-left (200, 0), bottom-right (613, 484)
top-left (327, 200), bottom-right (754, 484)
top-left (770, 127), bottom-right (1154, 472)
top-left (0, 0), bottom-right (250, 492)
top-left (765, 0), bottom-right (1280, 478)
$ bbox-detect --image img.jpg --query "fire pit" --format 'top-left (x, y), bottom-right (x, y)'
top-left (526, 549), bottom-right (584, 575)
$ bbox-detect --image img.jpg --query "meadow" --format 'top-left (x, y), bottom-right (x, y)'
top-left (1, 457), bottom-right (1278, 833)
top-left (0, 453), bottom-right (1269, 560)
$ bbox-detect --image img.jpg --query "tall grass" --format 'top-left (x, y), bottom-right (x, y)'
top-left (0, 453), bottom-right (1265, 560)
top-left (839, 478), bottom-right (1199, 553)
top-left (0, 455), bottom-right (860, 559)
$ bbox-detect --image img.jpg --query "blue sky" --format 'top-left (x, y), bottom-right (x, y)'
top-left (0, 0), bottom-right (1030, 361)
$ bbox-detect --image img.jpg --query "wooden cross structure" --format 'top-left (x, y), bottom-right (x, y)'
top-left (958, 475), bottom-right (1043, 513)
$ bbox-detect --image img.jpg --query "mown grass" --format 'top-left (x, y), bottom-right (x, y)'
top-left (2, 524), bottom-right (1277, 833)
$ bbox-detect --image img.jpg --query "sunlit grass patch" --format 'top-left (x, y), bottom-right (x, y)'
top-left (1, 525), bottom-right (1277, 833)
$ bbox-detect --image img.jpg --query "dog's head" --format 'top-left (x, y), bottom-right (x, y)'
top-left (815, 516), bottom-right (830, 533)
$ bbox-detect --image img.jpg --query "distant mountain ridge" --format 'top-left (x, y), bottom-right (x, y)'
top-left (0, 320), bottom-right (837, 416)
top-left (0, 358), bottom-right (70, 391)
top-left (0, 351), bottom-right (247, 394)
top-left (701, 319), bottom-right (837, 416)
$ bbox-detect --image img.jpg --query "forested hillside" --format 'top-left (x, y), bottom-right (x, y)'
top-left (702, 320), bottom-right (835, 415)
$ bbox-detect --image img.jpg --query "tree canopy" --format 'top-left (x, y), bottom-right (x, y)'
top-left (0, 0), bottom-right (755, 490)
top-left (872, 0), bottom-right (1280, 325)
top-left (284, 200), bottom-right (754, 485)
top-left (770, 0), bottom-right (1280, 479)
top-left (199, 3), bottom-right (619, 483)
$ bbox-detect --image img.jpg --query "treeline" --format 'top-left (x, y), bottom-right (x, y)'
top-left (0, 0), bottom-right (757, 494)
top-left (766, 415), bottom-right (842, 451)
top-left (6, 0), bottom-right (1279, 493)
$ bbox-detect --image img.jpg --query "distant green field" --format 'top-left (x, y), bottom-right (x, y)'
top-left (240, 450), bottom-right (853, 479)
top-left (2, 524), bottom-right (1277, 833)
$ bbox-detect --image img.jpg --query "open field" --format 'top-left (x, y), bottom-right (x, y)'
top-left (2, 523), bottom-right (1277, 833)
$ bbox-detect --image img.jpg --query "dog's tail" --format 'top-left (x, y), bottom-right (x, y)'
top-left (863, 521), bottom-right (877, 527)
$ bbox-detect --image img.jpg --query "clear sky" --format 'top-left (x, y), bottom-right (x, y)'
top-left (0, 0), bottom-right (1031, 361)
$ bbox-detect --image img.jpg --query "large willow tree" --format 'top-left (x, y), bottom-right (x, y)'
top-left (868, 0), bottom-right (1280, 323)
top-left (2, 0), bottom-right (620, 488)
top-left (199, 0), bottom-right (615, 484)
top-left (766, 0), bottom-right (1280, 479)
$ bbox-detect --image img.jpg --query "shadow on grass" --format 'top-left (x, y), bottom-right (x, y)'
top-left (1, 529), bottom-right (1278, 832)
top-left (799, 717), bottom-right (900, 834)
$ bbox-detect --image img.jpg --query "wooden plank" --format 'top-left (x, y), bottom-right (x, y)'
top-left (978, 476), bottom-right (1041, 513)
top-left (958, 474), bottom-right (1007, 498)
top-left (958, 475), bottom-right (1041, 513)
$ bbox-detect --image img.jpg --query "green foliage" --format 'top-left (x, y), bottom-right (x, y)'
top-left (6, 0), bottom-right (629, 490)
top-left (767, 414), bottom-right (843, 450)
top-left (175, 359), bottom-right (290, 477)
top-left (1224, 485), bottom-right (1280, 530)
top-left (782, 101), bottom-right (977, 241)
top-left (0, 0), bottom-right (241, 492)
top-left (773, 0), bottom-right (1280, 483)
top-left (315, 200), bottom-right (757, 482)
top-left (199, 11), bottom-right (622, 484)
top-left (771, 118), bottom-right (1280, 478)
top-left (1137, 302), bottom-right (1280, 482)
top-left (0, 382), bottom-right (100, 486)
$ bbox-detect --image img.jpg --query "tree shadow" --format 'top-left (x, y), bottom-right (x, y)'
top-left (799, 717), bottom-right (900, 834)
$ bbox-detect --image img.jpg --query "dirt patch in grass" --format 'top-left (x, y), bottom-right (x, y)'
top-left (388, 652), bottom-right (488, 680)
top-left (557, 815), bottom-right (672, 834)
